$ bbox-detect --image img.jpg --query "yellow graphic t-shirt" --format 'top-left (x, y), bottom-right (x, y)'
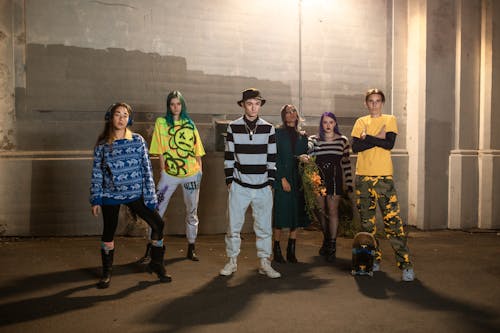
top-left (351, 114), bottom-right (398, 176)
top-left (149, 117), bottom-right (205, 178)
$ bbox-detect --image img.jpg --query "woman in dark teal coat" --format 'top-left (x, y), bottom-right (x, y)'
top-left (273, 104), bottom-right (310, 263)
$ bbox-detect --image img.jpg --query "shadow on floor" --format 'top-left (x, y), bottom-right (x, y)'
top-left (0, 257), bottom-right (184, 327)
top-left (142, 261), bottom-right (330, 333)
top-left (353, 272), bottom-right (497, 332)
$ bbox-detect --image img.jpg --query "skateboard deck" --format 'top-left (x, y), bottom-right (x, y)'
top-left (351, 232), bottom-right (376, 276)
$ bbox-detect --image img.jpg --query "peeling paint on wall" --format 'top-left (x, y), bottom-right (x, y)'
top-left (0, 223), bottom-right (6, 236)
top-left (0, 63), bottom-right (10, 99)
top-left (0, 134), bottom-right (15, 150)
top-left (90, 1), bottom-right (137, 10)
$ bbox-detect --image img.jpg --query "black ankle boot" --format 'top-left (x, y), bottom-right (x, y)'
top-left (148, 245), bottom-right (172, 283)
top-left (326, 239), bottom-right (337, 263)
top-left (187, 243), bottom-right (199, 261)
top-left (273, 241), bottom-right (286, 263)
top-left (286, 238), bottom-right (298, 263)
top-left (319, 237), bottom-right (329, 256)
top-left (97, 249), bottom-right (114, 289)
top-left (137, 243), bottom-right (152, 264)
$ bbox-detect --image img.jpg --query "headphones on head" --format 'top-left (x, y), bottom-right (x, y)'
top-left (104, 102), bottom-right (134, 126)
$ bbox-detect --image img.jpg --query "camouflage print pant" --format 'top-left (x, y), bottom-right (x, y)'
top-left (355, 175), bottom-right (412, 269)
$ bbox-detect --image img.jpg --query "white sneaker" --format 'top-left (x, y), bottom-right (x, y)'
top-left (402, 267), bottom-right (415, 282)
top-left (372, 261), bottom-right (381, 272)
top-left (259, 258), bottom-right (281, 278)
top-left (220, 257), bottom-right (237, 276)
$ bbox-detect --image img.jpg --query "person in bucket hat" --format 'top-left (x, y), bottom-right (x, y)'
top-left (220, 88), bottom-right (281, 278)
top-left (237, 88), bottom-right (266, 107)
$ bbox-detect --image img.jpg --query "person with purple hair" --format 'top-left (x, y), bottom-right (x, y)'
top-left (306, 112), bottom-right (353, 262)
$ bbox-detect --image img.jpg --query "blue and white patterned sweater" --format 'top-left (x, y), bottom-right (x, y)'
top-left (90, 133), bottom-right (158, 210)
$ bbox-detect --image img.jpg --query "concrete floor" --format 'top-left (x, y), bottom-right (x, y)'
top-left (0, 228), bottom-right (499, 333)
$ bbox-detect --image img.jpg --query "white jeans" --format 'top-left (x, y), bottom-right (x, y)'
top-left (156, 170), bottom-right (202, 243)
top-left (226, 182), bottom-right (273, 259)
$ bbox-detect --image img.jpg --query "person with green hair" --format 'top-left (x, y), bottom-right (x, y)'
top-left (141, 91), bottom-right (206, 262)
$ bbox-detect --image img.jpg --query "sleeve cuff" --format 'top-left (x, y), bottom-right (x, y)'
top-left (146, 203), bottom-right (157, 211)
top-left (90, 198), bottom-right (102, 206)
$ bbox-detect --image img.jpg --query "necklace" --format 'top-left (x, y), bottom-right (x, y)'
top-left (244, 122), bottom-right (259, 140)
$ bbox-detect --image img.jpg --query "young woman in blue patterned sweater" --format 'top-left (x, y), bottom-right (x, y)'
top-left (90, 102), bottom-right (171, 288)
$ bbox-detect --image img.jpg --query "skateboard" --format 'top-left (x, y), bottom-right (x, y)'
top-left (351, 232), bottom-right (376, 277)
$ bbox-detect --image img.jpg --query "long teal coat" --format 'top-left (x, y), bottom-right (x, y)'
top-left (273, 127), bottom-right (310, 228)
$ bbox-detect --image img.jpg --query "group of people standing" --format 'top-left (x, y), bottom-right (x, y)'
top-left (89, 87), bottom-right (415, 289)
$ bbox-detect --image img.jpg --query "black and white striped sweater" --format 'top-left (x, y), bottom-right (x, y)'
top-left (308, 135), bottom-right (353, 189)
top-left (224, 116), bottom-right (277, 188)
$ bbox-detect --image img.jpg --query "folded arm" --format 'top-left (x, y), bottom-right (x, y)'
top-left (352, 132), bottom-right (397, 152)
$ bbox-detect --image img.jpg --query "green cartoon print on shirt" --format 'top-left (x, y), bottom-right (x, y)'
top-left (168, 122), bottom-right (197, 159)
top-left (163, 151), bottom-right (187, 176)
top-left (163, 122), bottom-right (197, 176)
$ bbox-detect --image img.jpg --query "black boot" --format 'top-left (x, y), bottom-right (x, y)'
top-left (319, 237), bottom-right (329, 256)
top-left (148, 245), bottom-right (172, 283)
top-left (325, 239), bottom-right (337, 262)
top-left (286, 238), bottom-right (298, 263)
top-left (137, 243), bottom-right (152, 264)
top-left (187, 243), bottom-right (199, 261)
top-left (97, 249), bottom-right (114, 289)
top-left (273, 241), bottom-right (286, 263)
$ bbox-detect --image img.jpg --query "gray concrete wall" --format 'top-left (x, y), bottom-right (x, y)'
top-left (0, 0), bottom-right (16, 150)
top-left (447, 0), bottom-right (481, 229)
top-left (424, 0), bottom-right (456, 229)
top-left (1, 0), bottom-right (499, 236)
top-left (491, 0), bottom-right (500, 149)
top-left (487, 0), bottom-right (500, 228)
top-left (0, 0), bottom-right (396, 236)
top-left (301, 0), bottom-right (388, 118)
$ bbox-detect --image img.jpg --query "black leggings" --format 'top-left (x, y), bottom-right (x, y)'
top-left (101, 199), bottom-right (164, 242)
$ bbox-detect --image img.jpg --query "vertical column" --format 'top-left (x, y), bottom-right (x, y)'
top-left (391, 0), bottom-right (409, 223)
top-left (447, 0), bottom-right (481, 229)
top-left (478, 0), bottom-right (497, 229)
top-left (406, 0), bottom-right (427, 229)
top-left (0, 0), bottom-right (16, 151)
top-left (408, 0), bottom-right (458, 229)
top-left (423, 0), bottom-right (456, 229)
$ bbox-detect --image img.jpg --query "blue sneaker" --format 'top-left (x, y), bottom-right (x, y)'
top-left (372, 261), bottom-right (381, 272)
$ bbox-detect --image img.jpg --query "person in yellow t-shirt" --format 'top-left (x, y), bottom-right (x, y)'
top-left (142, 90), bottom-right (206, 262)
top-left (351, 88), bottom-right (414, 282)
